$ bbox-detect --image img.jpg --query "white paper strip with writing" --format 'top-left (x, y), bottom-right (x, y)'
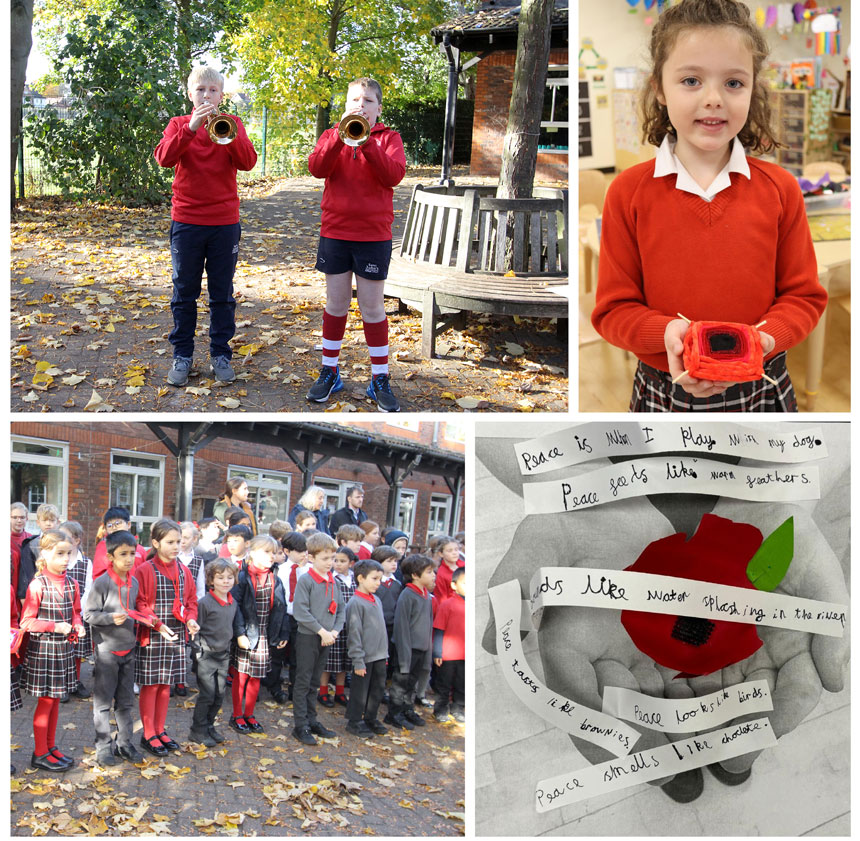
top-left (488, 580), bottom-right (640, 757)
top-left (515, 423), bottom-right (827, 474)
top-left (528, 568), bottom-right (847, 637)
top-left (522, 457), bottom-right (820, 514)
top-left (601, 680), bottom-right (773, 733)
top-left (534, 718), bottom-right (777, 812)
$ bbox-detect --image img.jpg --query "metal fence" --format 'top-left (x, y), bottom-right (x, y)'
top-left (16, 99), bottom-right (474, 198)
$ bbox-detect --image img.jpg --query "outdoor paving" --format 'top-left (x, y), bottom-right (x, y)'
top-left (11, 660), bottom-right (465, 836)
top-left (11, 167), bottom-right (568, 413)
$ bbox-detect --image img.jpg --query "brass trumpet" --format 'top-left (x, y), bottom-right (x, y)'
top-left (206, 111), bottom-right (238, 145)
top-left (338, 113), bottom-right (371, 147)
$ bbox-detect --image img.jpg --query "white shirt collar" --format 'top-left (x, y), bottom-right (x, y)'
top-left (654, 135), bottom-right (750, 201)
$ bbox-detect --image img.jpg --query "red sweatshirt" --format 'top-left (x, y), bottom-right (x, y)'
top-left (154, 114), bottom-right (258, 225)
top-left (591, 157), bottom-right (827, 372)
top-left (308, 123), bottom-right (406, 241)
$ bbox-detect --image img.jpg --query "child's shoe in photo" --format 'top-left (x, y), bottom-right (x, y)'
top-left (384, 710), bottom-right (414, 730)
top-left (229, 716), bottom-right (250, 734)
top-left (366, 373), bottom-right (400, 412)
top-left (451, 708), bottom-right (465, 723)
top-left (307, 366), bottom-right (344, 402)
top-left (71, 680), bottom-right (91, 699)
top-left (317, 691), bottom-right (335, 708)
top-left (208, 725), bottom-right (226, 744)
top-left (30, 752), bottom-right (70, 773)
top-left (49, 747), bottom-right (74, 768)
top-left (309, 722), bottom-right (337, 739)
top-left (210, 355), bottom-right (235, 383)
top-left (140, 735), bottom-right (168, 757)
top-left (95, 747), bottom-right (121, 766)
top-left (157, 732), bottom-right (181, 752)
top-left (244, 716), bottom-right (264, 733)
top-left (434, 705), bottom-right (452, 722)
top-left (345, 720), bottom-right (373, 738)
top-left (364, 719), bottom-right (388, 735)
top-left (189, 728), bottom-right (217, 747)
top-left (117, 743), bottom-right (144, 763)
top-left (174, 683), bottom-right (187, 697)
top-left (292, 726), bottom-right (316, 746)
top-left (403, 708), bottom-right (426, 727)
top-left (333, 693), bottom-right (348, 707)
top-left (167, 356), bottom-right (192, 386)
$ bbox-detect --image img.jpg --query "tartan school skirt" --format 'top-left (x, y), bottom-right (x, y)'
top-left (135, 565), bottom-right (187, 686)
top-left (11, 666), bottom-right (23, 711)
top-left (21, 633), bottom-right (77, 698)
top-left (231, 576), bottom-right (272, 680)
top-left (629, 352), bottom-right (798, 413)
top-left (325, 579), bottom-right (354, 674)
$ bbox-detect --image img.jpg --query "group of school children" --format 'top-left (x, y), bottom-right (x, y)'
top-left (11, 501), bottom-right (465, 773)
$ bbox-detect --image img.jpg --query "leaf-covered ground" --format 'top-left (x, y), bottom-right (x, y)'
top-left (11, 167), bottom-right (568, 413)
top-left (11, 664), bottom-right (465, 836)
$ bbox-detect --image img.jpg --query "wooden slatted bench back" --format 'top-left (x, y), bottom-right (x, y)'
top-left (398, 185), bottom-right (567, 276)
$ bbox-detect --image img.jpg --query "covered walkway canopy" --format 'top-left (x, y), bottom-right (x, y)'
top-left (144, 421), bottom-right (465, 529)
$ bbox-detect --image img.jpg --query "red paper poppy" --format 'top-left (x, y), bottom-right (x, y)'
top-left (620, 513), bottom-right (763, 677)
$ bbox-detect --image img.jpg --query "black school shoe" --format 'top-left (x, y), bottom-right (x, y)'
top-left (244, 716), bottom-right (264, 733)
top-left (49, 747), bottom-right (74, 768)
top-left (117, 743), bottom-right (144, 763)
top-left (71, 680), bottom-right (91, 699)
top-left (345, 721), bottom-right (372, 738)
top-left (31, 752), bottom-right (70, 773)
top-left (384, 710), bottom-right (414, 731)
top-left (229, 716), bottom-right (250, 734)
top-left (189, 727), bottom-right (217, 747)
top-left (157, 732), bottom-right (181, 752)
top-left (309, 722), bottom-right (336, 738)
top-left (95, 748), bottom-right (121, 767)
top-left (269, 687), bottom-right (288, 704)
top-left (333, 693), bottom-right (348, 707)
top-left (140, 736), bottom-right (168, 757)
top-left (317, 692), bottom-right (335, 708)
top-left (366, 373), bottom-right (400, 412)
top-left (174, 684), bottom-right (187, 697)
top-left (403, 708), bottom-right (425, 727)
top-left (293, 726), bottom-right (316, 746)
top-left (364, 719), bottom-right (388, 735)
top-left (208, 725), bottom-right (226, 744)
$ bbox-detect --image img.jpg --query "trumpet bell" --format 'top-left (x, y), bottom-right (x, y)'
top-left (338, 114), bottom-right (371, 147)
top-left (207, 113), bottom-right (238, 145)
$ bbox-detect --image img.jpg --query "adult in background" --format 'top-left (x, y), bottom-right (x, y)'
top-left (213, 478), bottom-right (258, 536)
top-left (327, 486), bottom-right (368, 535)
top-left (11, 502), bottom-right (31, 600)
top-left (288, 486), bottom-right (330, 535)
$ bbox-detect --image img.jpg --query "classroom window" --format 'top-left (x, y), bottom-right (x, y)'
top-left (386, 419), bottom-right (421, 432)
top-left (395, 489), bottom-right (418, 541)
top-left (110, 451), bottom-right (164, 545)
top-left (442, 420), bottom-right (466, 445)
top-left (540, 65), bottom-right (569, 152)
top-left (227, 466), bottom-right (292, 528)
top-left (428, 493), bottom-right (452, 535)
top-left (11, 437), bottom-right (68, 529)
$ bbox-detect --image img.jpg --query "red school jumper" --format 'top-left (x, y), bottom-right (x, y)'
top-left (591, 157), bottom-right (827, 372)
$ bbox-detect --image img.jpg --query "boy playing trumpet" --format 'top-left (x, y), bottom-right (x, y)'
top-left (307, 77), bottom-right (406, 412)
top-left (154, 66), bottom-right (257, 386)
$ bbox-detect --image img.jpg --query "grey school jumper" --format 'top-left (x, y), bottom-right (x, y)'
top-left (345, 594), bottom-right (388, 671)
top-left (293, 573), bottom-right (345, 635)
top-left (392, 586), bottom-right (432, 671)
top-left (84, 572), bottom-right (140, 752)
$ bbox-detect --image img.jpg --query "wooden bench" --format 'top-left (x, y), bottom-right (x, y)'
top-left (387, 185), bottom-right (568, 358)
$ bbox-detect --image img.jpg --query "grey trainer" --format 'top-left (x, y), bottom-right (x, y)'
top-left (210, 356), bottom-right (236, 383)
top-left (167, 356), bottom-right (192, 386)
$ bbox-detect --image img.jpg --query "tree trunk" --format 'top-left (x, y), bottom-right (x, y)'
top-left (496, 0), bottom-right (553, 200)
top-left (315, 0), bottom-right (345, 140)
top-left (11, 0), bottom-right (34, 210)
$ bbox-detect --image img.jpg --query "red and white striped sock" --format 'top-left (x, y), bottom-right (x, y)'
top-left (362, 318), bottom-right (389, 376)
top-left (322, 310), bottom-right (348, 370)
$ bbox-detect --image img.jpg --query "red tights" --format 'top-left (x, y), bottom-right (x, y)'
top-left (230, 668), bottom-right (260, 719)
top-left (139, 683), bottom-right (171, 740)
top-left (33, 696), bottom-right (61, 760)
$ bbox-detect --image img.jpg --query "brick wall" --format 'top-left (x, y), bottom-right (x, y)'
top-left (470, 48), bottom-right (568, 183)
top-left (11, 423), bottom-right (464, 555)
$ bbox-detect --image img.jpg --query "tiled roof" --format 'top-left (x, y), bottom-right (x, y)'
top-left (431, 1), bottom-right (568, 36)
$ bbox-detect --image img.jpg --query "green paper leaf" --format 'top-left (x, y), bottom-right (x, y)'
top-left (746, 517), bottom-right (794, 591)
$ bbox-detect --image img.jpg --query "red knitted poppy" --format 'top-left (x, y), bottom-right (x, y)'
top-left (682, 321), bottom-right (764, 382)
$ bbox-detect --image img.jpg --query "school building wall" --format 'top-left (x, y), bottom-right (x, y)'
top-left (470, 48), bottom-right (569, 183)
top-left (11, 422), bottom-right (465, 555)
